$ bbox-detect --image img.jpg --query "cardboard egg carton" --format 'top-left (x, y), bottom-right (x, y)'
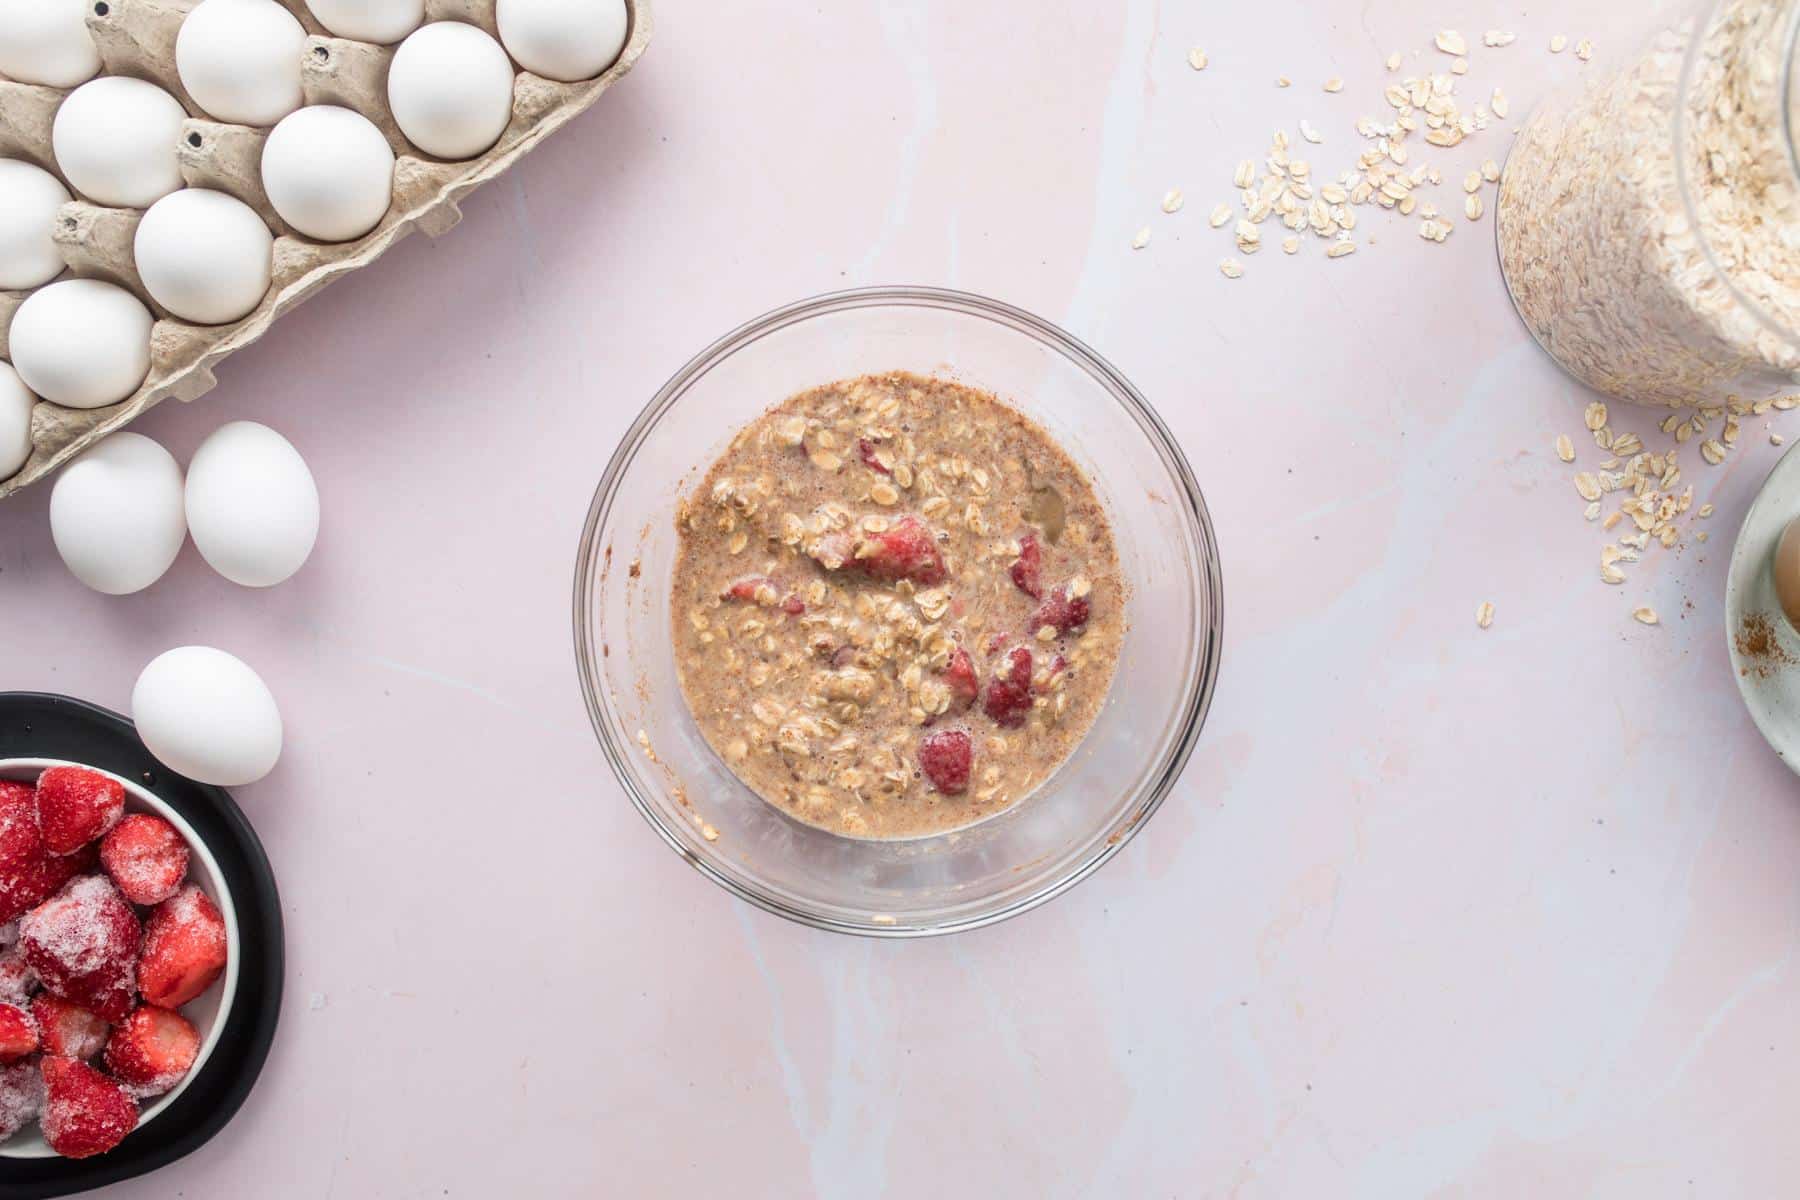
top-left (0, 0), bottom-right (652, 498)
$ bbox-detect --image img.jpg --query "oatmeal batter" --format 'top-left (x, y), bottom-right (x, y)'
top-left (672, 372), bottom-right (1125, 839)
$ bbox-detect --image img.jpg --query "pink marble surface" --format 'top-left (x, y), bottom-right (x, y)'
top-left (4, 0), bottom-right (1798, 1194)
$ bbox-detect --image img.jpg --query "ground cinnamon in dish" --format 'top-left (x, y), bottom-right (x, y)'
top-left (1735, 612), bottom-right (1794, 677)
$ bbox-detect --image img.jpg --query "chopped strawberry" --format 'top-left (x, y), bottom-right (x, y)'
top-left (857, 438), bottom-right (891, 475)
top-left (21, 876), bottom-right (140, 1023)
top-left (0, 1059), bottom-right (42, 1144)
top-left (0, 1003), bottom-right (35, 1062)
top-left (35, 767), bottom-right (125, 856)
top-left (984, 631), bottom-right (1010, 657)
top-left (982, 646), bottom-right (1034, 729)
top-left (1045, 654), bottom-right (1069, 682)
top-left (810, 516), bottom-right (947, 586)
top-left (917, 729), bottom-right (973, 796)
top-left (40, 1056), bottom-right (136, 1159)
top-left (0, 944), bottom-right (34, 1007)
top-left (138, 886), bottom-right (227, 1011)
top-left (942, 645), bottom-right (979, 710)
top-left (1029, 585), bottom-right (1091, 636)
top-left (0, 843), bottom-right (93, 925)
top-left (0, 782), bottom-right (37, 869)
top-left (33, 996), bottom-right (107, 1060)
top-left (1009, 533), bottom-right (1044, 599)
top-left (104, 1006), bottom-right (198, 1098)
top-left (99, 815), bottom-right (189, 907)
top-left (723, 576), bottom-right (806, 616)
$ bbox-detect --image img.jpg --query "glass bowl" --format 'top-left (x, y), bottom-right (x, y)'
top-left (573, 287), bottom-right (1222, 936)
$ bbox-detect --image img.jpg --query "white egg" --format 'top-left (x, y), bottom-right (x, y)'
top-left (0, 160), bottom-right (71, 291)
top-left (186, 421), bottom-right (319, 587)
top-left (49, 432), bottom-right (186, 595)
top-left (497, 0), bottom-right (627, 83)
top-left (0, 0), bottom-right (101, 88)
top-left (261, 106), bottom-right (394, 243)
top-left (303, 0), bottom-right (422, 44)
top-left (9, 279), bottom-right (152, 410)
top-left (132, 646), bottom-right (283, 787)
top-left (388, 22), bottom-right (515, 160)
top-left (52, 77), bottom-right (188, 208)
top-left (135, 190), bottom-right (273, 326)
top-left (177, 0), bottom-right (307, 127)
top-left (0, 362), bottom-right (35, 479)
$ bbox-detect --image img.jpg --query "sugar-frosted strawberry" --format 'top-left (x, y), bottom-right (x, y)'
top-left (0, 943), bottom-right (34, 1007)
top-left (35, 767), bottom-right (125, 856)
top-left (982, 646), bottom-right (1034, 729)
top-left (137, 886), bottom-right (227, 1010)
top-left (0, 782), bottom-right (37, 870)
top-left (0, 844), bottom-right (92, 925)
top-left (99, 815), bottom-right (189, 907)
top-left (917, 729), bottom-right (973, 796)
top-left (104, 1006), bottom-right (199, 1098)
top-left (0, 1060), bottom-right (42, 1144)
top-left (33, 995), bottom-right (108, 1060)
top-left (0, 1002), bottom-right (36, 1062)
top-left (20, 875), bottom-right (140, 1023)
top-left (40, 1056), bottom-right (136, 1159)
top-left (1009, 533), bottom-right (1044, 599)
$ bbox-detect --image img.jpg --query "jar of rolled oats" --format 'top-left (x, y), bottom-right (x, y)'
top-left (1497, 0), bottom-right (1800, 407)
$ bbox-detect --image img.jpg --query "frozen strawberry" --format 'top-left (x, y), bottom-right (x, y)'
top-left (99, 815), bottom-right (189, 907)
top-left (942, 645), bottom-right (979, 710)
top-left (0, 1060), bottom-right (42, 1144)
top-left (21, 875), bottom-right (140, 1023)
top-left (917, 729), bottom-right (973, 796)
top-left (983, 646), bottom-right (1034, 729)
top-left (33, 996), bottom-right (107, 1060)
top-left (857, 438), bottom-right (891, 475)
top-left (40, 1056), bottom-right (136, 1159)
top-left (810, 516), bottom-right (947, 586)
top-left (35, 767), bottom-right (125, 856)
top-left (104, 1006), bottom-right (198, 1098)
top-left (0, 1003), bottom-right (35, 1062)
top-left (0, 782), bottom-right (37, 869)
top-left (138, 886), bottom-right (226, 1011)
top-left (1009, 532), bottom-right (1044, 599)
top-left (1028, 584), bottom-right (1091, 636)
top-left (723, 576), bottom-right (806, 616)
top-left (0, 943), bottom-right (34, 1007)
top-left (0, 843), bottom-right (92, 925)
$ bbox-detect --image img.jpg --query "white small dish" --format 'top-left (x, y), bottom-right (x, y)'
top-left (1726, 444), bottom-right (1800, 774)
top-left (0, 758), bottom-right (240, 1160)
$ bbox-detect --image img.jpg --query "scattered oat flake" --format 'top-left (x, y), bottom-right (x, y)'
top-left (1550, 34), bottom-right (1568, 53)
top-left (1555, 434), bottom-right (1575, 462)
top-left (1131, 227), bottom-right (1150, 250)
top-left (1584, 401), bottom-right (1608, 431)
top-left (1326, 240), bottom-right (1356, 258)
top-left (1584, 501), bottom-right (1602, 521)
top-left (1700, 438), bottom-right (1726, 464)
top-left (1464, 170), bottom-right (1482, 193)
top-left (1435, 30), bottom-right (1467, 55)
top-left (1482, 160), bottom-right (1500, 182)
top-left (1162, 188), bottom-right (1184, 213)
top-left (1483, 30), bottom-right (1516, 48)
top-left (1451, 57), bottom-right (1469, 75)
top-left (1465, 194), bottom-right (1483, 221)
top-left (1633, 607), bottom-right (1658, 626)
top-left (1386, 51), bottom-right (1403, 72)
top-left (1276, 75), bottom-right (1291, 87)
top-left (1209, 203), bottom-right (1231, 228)
top-left (1698, 503), bottom-right (1715, 518)
top-left (1188, 47), bottom-right (1208, 70)
top-left (701, 823), bottom-right (720, 842)
top-left (1576, 38), bottom-right (1594, 62)
top-left (1697, 529), bottom-right (1710, 541)
top-left (1775, 433), bottom-right (1787, 446)
top-left (1777, 396), bottom-right (1800, 410)
top-left (1219, 257), bottom-right (1245, 278)
top-left (1299, 119), bottom-right (1323, 144)
top-left (1575, 472), bottom-right (1602, 501)
top-left (1476, 601), bottom-right (1495, 629)
top-left (1491, 89), bottom-right (1509, 118)
top-left (1324, 77), bottom-right (1344, 92)
top-left (1282, 235), bottom-right (1300, 254)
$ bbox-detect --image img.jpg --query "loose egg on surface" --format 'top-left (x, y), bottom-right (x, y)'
top-left (8, 279), bottom-right (153, 410)
top-left (387, 22), bottom-right (515, 160)
top-left (177, 0), bottom-right (307, 127)
top-left (132, 646), bottom-right (283, 787)
top-left (303, 0), bottom-right (423, 44)
top-left (0, 0), bottom-right (101, 88)
top-left (52, 77), bottom-right (188, 208)
top-left (0, 362), bottom-right (34, 479)
top-left (49, 432), bottom-right (186, 595)
top-left (135, 190), bottom-right (274, 326)
top-left (186, 421), bottom-right (319, 587)
top-left (496, 0), bottom-right (628, 82)
top-left (261, 106), bottom-right (395, 243)
top-left (0, 160), bottom-right (72, 291)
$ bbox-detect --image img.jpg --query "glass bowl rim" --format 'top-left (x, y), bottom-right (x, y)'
top-left (572, 284), bottom-right (1225, 937)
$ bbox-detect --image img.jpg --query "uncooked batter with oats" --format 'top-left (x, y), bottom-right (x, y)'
top-left (671, 371), bottom-right (1124, 839)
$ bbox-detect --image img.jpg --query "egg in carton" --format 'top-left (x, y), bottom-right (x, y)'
top-left (0, 0), bottom-right (652, 498)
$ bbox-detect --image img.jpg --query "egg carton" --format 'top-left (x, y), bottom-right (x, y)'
top-left (0, 0), bottom-right (652, 499)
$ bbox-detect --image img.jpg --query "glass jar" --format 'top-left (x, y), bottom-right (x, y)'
top-left (1496, 0), bottom-right (1800, 407)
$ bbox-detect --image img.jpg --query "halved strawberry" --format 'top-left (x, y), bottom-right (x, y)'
top-left (0, 1060), bottom-right (42, 1144)
top-left (723, 576), bottom-right (805, 615)
top-left (942, 645), bottom-right (979, 710)
top-left (40, 1056), bottom-right (136, 1159)
top-left (33, 995), bottom-right (108, 1060)
top-left (0, 1002), bottom-right (36, 1062)
top-left (104, 1006), bottom-right (199, 1098)
top-left (1028, 585), bottom-right (1091, 636)
top-left (918, 729), bottom-right (973, 796)
top-left (99, 815), bottom-right (189, 907)
top-left (0, 843), bottom-right (94, 925)
top-left (20, 875), bottom-right (140, 1023)
top-left (0, 782), bottom-right (37, 869)
top-left (982, 646), bottom-right (1034, 729)
top-left (1009, 533), bottom-right (1044, 599)
top-left (138, 886), bottom-right (227, 1010)
top-left (35, 767), bottom-right (125, 856)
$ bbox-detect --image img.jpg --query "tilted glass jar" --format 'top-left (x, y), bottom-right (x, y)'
top-left (1497, 0), bottom-right (1800, 407)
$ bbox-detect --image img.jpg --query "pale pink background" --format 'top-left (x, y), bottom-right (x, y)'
top-left (3, 1), bottom-right (1796, 1195)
